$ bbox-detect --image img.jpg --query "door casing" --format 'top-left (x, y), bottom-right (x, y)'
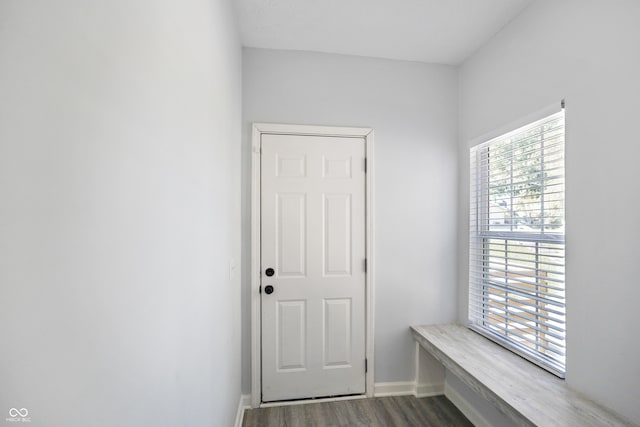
top-left (251, 123), bottom-right (375, 407)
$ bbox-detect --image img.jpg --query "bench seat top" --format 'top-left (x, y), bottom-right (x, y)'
top-left (411, 324), bottom-right (632, 427)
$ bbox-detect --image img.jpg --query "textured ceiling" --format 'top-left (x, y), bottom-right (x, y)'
top-left (236, 0), bottom-right (533, 65)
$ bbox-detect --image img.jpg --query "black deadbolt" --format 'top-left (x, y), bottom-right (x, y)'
top-left (264, 285), bottom-right (274, 295)
top-left (265, 268), bottom-right (275, 277)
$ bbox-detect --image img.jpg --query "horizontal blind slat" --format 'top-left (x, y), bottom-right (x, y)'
top-left (469, 306), bottom-right (566, 343)
top-left (476, 300), bottom-right (566, 331)
top-left (477, 321), bottom-right (566, 357)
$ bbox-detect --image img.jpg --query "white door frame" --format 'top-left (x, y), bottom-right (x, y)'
top-left (251, 123), bottom-right (375, 407)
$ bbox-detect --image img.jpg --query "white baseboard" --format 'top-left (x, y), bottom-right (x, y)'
top-left (415, 382), bottom-right (444, 398)
top-left (234, 394), bottom-right (251, 427)
top-left (374, 381), bottom-right (416, 397)
top-left (374, 381), bottom-right (444, 398)
top-left (444, 382), bottom-right (492, 427)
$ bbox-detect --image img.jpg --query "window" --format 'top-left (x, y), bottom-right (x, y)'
top-left (469, 108), bottom-right (565, 377)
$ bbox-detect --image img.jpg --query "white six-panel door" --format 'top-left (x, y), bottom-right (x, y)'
top-left (261, 134), bottom-right (366, 402)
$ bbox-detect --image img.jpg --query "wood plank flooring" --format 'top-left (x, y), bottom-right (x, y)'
top-left (242, 395), bottom-right (473, 427)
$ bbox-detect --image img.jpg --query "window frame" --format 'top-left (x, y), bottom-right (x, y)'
top-left (468, 106), bottom-right (566, 378)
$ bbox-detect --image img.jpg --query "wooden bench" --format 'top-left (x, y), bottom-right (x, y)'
top-left (411, 324), bottom-right (632, 427)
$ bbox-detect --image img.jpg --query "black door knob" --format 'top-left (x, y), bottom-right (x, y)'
top-left (265, 268), bottom-right (275, 277)
top-left (264, 285), bottom-right (274, 295)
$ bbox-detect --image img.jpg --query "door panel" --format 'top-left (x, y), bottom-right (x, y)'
top-left (277, 300), bottom-right (306, 371)
top-left (261, 134), bottom-right (366, 402)
top-left (323, 298), bottom-right (352, 367)
top-left (277, 193), bottom-right (306, 277)
top-left (323, 194), bottom-right (352, 276)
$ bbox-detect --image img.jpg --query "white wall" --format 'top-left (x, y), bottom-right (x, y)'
top-left (0, 1), bottom-right (242, 426)
top-left (242, 48), bottom-right (458, 391)
top-left (458, 0), bottom-right (640, 423)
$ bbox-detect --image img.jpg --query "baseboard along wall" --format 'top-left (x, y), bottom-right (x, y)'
top-left (234, 394), bottom-right (251, 427)
top-left (374, 381), bottom-right (444, 398)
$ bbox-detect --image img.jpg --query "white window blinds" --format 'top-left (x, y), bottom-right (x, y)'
top-left (469, 109), bottom-right (566, 377)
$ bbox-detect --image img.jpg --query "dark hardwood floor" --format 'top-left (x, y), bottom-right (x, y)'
top-left (242, 395), bottom-right (473, 427)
